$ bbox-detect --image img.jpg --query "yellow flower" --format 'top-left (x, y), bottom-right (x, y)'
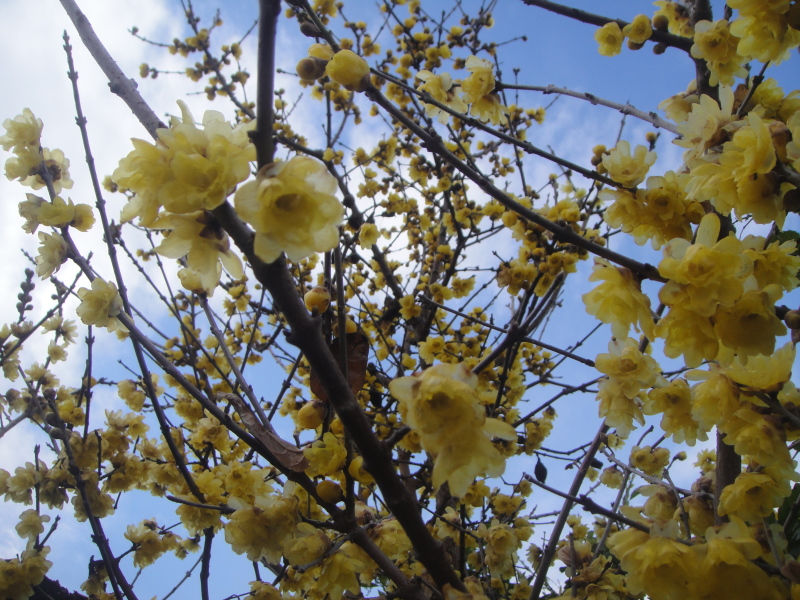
top-left (582, 259), bottom-right (655, 340)
top-left (645, 379), bottom-right (706, 445)
top-left (630, 445), bottom-right (671, 476)
top-left (653, 1), bottom-right (694, 37)
top-left (282, 522), bottom-right (331, 566)
top-left (485, 521), bottom-right (521, 578)
top-left (658, 213), bottom-right (750, 318)
top-left (687, 368), bottom-right (740, 430)
top-left (461, 56), bottom-right (495, 103)
top-left (398, 294), bottom-right (421, 320)
top-left (720, 406), bottom-right (793, 473)
top-left (326, 50), bottom-right (370, 92)
top-left (0, 547), bottom-right (52, 600)
top-left (76, 278), bottom-right (124, 332)
top-left (308, 43), bottom-right (335, 61)
top-left (1, 108), bottom-right (43, 151)
top-left (225, 493), bottom-right (299, 563)
top-left (4, 145), bottom-right (41, 183)
top-left (18, 193), bottom-right (45, 233)
top-left (693, 516), bottom-right (785, 600)
top-left (654, 306), bottom-right (719, 368)
top-left (744, 235), bottom-right (800, 292)
top-left (787, 110), bottom-right (800, 171)
top-left (718, 469), bottom-right (792, 521)
top-left (713, 284), bottom-right (786, 357)
top-left (113, 101), bottom-right (255, 225)
top-left (729, 0), bottom-right (800, 64)
top-left (594, 22), bottom-right (624, 56)
top-left (153, 211), bottom-right (242, 295)
top-left (15, 509), bottom-right (50, 540)
top-left (35, 232), bottom-right (68, 279)
top-left (601, 141), bottom-right (656, 188)
top-left (594, 337), bottom-right (663, 400)
top-left (303, 432), bottom-right (347, 477)
top-left (623, 14), bottom-right (653, 44)
top-left (36, 196), bottom-right (95, 231)
top-left (19, 147), bottom-right (73, 194)
top-left (416, 70), bottom-right (468, 123)
top-left (313, 543), bottom-right (368, 600)
top-left (357, 222), bottom-right (379, 248)
top-left (389, 363), bottom-right (516, 496)
top-left (609, 522), bottom-right (696, 600)
top-left (469, 93), bottom-right (509, 125)
top-left (234, 156), bottom-right (343, 263)
top-left (723, 341), bottom-right (795, 393)
top-left (691, 20), bottom-right (748, 86)
top-left (675, 85), bottom-right (736, 159)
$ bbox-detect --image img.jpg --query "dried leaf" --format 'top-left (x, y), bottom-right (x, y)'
top-left (220, 393), bottom-right (308, 472)
top-left (310, 331), bottom-right (369, 402)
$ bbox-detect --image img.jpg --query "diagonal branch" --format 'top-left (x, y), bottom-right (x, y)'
top-left (521, 0), bottom-right (693, 52)
top-left (59, 0), bottom-right (166, 139)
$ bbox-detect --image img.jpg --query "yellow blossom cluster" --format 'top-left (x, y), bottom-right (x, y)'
top-left (594, 338), bottom-right (664, 437)
top-left (389, 363), bottom-right (516, 496)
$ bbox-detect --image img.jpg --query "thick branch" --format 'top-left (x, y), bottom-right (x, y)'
top-left (59, 0), bottom-right (165, 139)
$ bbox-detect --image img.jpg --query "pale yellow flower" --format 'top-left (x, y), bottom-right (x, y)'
top-left (0, 108), bottom-right (43, 151)
top-left (389, 363), bottom-right (516, 496)
top-left (76, 278), bottom-right (124, 332)
top-left (416, 70), bottom-right (468, 123)
top-left (35, 232), bottom-right (68, 279)
top-left (461, 56), bottom-right (495, 103)
top-left (17, 147), bottom-right (73, 194)
top-left (601, 141), bottom-right (656, 188)
top-left (113, 101), bottom-right (255, 225)
top-left (153, 211), bottom-right (242, 295)
top-left (357, 222), bottom-right (379, 248)
top-left (234, 156), bottom-right (343, 263)
top-left (691, 20), bottom-right (748, 86)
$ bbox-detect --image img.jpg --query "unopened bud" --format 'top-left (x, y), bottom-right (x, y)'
top-left (785, 309), bottom-right (800, 330)
top-left (304, 286), bottom-right (331, 313)
top-left (297, 400), bottom-right (326, 430)
top-left (652, 42), bottom-right (667, 55)
top-left (296, 57), bottom-right (328, 81)
top-left (332, 317), bottom-right (358, 336)
top-left (300, 21), bottom-right (322, 38)
top-left (784, 188), bottom-right (800, 213)
top-left (652, 15), bottom-right (669, 31)
top-left (316, 480), bottom-right (344, 504)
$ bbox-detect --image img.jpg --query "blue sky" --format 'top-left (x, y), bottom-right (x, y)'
top-left (1, 0), bottom-right (800, 598)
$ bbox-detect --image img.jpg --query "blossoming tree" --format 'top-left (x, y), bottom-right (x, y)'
top-left (2, 0), bottom-right (800, 599)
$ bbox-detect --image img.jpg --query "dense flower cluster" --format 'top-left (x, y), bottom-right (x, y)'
top-left (389, 363), bottom-right (516, 496)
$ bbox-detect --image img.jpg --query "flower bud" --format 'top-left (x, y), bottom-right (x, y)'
top-left (326, 49), bottom-right (371, 92)
top-left (299, 21), bottom-right (322, 38)
top-left (304, 286), bottom-right (331, 313)
top-left (296, 57), bottom-right (328, 81)
top-left (332, 317), bottom-right (358, 336)
top-left (297, 400), bottom-right (326, 430)
top-left (652, 15), bottom-right (669, 31)
top-left (316, 479), bottom-right (344, 504)
top-left (784, 309), bottom-right (800, 330)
